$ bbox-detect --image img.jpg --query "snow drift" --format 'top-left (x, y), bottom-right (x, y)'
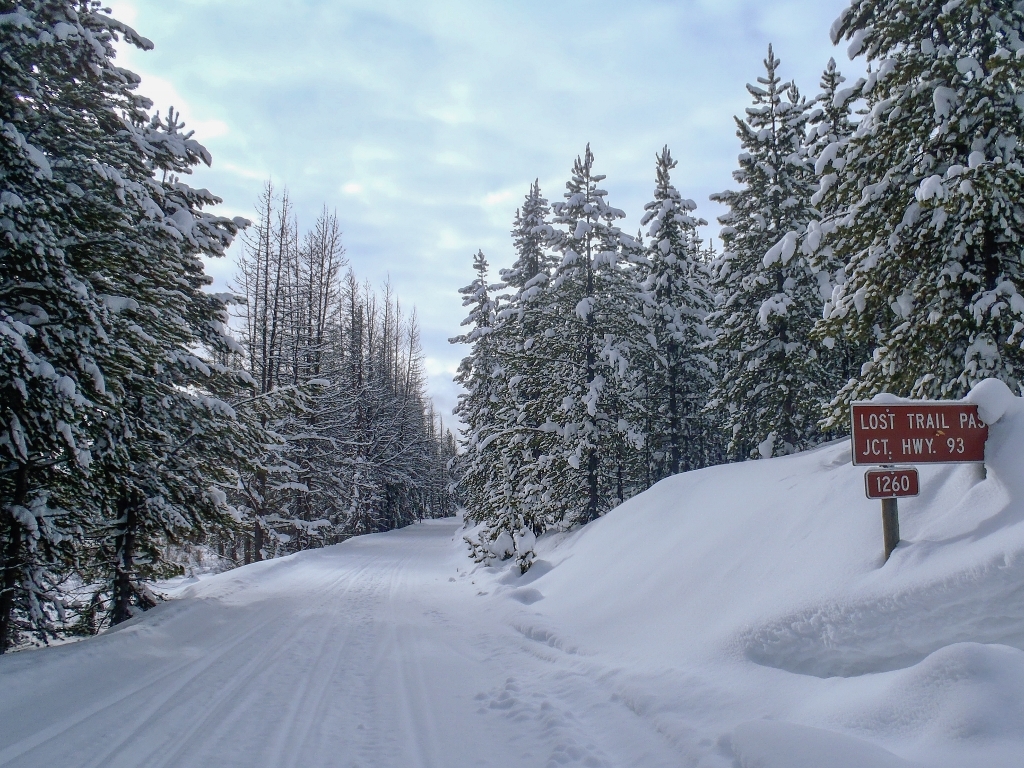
top-left (492, 379), bottom-right (1024, 766)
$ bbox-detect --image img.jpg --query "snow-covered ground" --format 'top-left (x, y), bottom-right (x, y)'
top-left (2, 384), bottom-right (1024, 767)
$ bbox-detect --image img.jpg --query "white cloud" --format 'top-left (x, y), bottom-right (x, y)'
top-left (108, 0), bottom-right (852, 418)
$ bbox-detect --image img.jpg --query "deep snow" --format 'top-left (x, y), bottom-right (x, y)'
top-left (2, 384), bottom-right (1023, 767)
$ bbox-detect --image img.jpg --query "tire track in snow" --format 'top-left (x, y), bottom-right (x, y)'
top-left (2, 521), bottom-right (695, 767)
top-left (385, 550), bottom-right (443, 768)
top-left (0, 611), bottom-right (280, 767)
top-left (136, 557), bottom-right (374, 768)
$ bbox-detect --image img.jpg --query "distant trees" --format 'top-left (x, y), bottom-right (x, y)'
top-left (455, 146), bottom-right (716, 572)
top-left (229, 184), bottom-right (456, 563)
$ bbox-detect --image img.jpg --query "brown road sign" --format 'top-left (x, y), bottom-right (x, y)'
top-left (865, 467), bottom-right (920, 499)
top-left (851, 402), bottom-right (988, 466)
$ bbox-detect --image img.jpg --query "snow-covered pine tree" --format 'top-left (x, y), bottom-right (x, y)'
top-left (452, 184), bottom-right (559, 572)
top-left (451, 251), bottom-right (503, 534)
top-left (813, 1), bottom-right (1024, 420)
top-left (635, 147), bottom-right (717, 480)
top-left (1, 1), bottom-right (257, 635)
top-left (803, 58), bottom-right (866, 399)
top-left (489, 181), bottom-right (555, 568)
top-left (503, 181), bottom-right (555, 290)
top-left (538, 145), bottom-right (641, 525)
top-left (0, 0), bottom-right (127, 650)
top-left (706, 46), bottom-right (831, 460)
top-left (84, 105), bottom-right (257, 625)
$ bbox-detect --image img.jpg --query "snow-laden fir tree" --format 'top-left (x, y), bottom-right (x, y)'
top-left (78, 104), bottom-right (257, 625)
top-left (503, 181), bottom-right (555, 290)
top-left (706, 46), bottom-right (831, 460)
top-left (1, 1), bottom-right (258, 640)
top-left (635, 147), bottom-right (717, 480)
top-left (454, 184), bottom-right (558, 571)
top-left (451, 251), bottom-right (504, 535)
top-left (812, 1), bottom-right (1024, 421)
top-left (803, 58), bottom-right (865, 396)
top-left (535, 145), bottom-right (642, 524)
top-left (0, 0), bottom-right (126, 649)
top-left (487, 182), bottom-right (555, 568)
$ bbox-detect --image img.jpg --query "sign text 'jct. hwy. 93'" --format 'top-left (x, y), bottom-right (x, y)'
top-left (851, 402), bottom-right (988, 466)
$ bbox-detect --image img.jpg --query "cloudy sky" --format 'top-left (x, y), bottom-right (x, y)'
top-left (109, 0), bottom-right (857, 425)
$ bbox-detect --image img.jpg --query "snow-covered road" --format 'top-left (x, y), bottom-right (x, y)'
top-left (0, 520), bottom-right (682, 768)
top-left (6, 384), bottom-right (1024, 768)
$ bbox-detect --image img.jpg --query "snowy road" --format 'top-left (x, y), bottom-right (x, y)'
top-left (0, 520), bottom-right (682, 768)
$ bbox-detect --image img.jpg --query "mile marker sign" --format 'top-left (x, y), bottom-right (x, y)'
top-left (864, 467), bottom-right (920, 500)
top-left (851, 400), bottom-right (989, 563)
top-left (850, 402), bottom-right (988, 466)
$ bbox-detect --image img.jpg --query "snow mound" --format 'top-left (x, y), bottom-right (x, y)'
top-left (513, 380), bottom-right (1024, 766)
top-left (731, 720), bottom-right (920, 768)
top-left (742, 551), bottom-right (1024, 677)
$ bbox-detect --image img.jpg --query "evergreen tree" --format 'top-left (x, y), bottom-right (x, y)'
top-left (81, 106), bottom-right (255, 625)
top-left (0, 0), bottom-right (124, 648)
top-left (706, 46), bottom-right (830, 460)
top-left (636, 147), bottom-right (717, 480)
top-left (454, 184), bottom-right (557, 572)
top-left (537, 145), bottom-right (640, 524)
top-left (451, 251), bottom-right (502, 531)
top-left (492, 182), bottom-right (554, 568)
top-left (503, 181), bottom-right (555, 290)
top-left (814, 1), bottom-right (1024, 421)
top-left (804, 58), bottom-right (865, 394)
top-left (0, 2), bottom-right (256, 640)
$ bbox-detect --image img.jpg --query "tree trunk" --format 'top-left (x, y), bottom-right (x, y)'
top-left (0, 465), bottom-right (28, 653)
top-left (253, 519), bottom-right (264, 562)
top-left (586, 447), bottom-right (599, 524)
top-left (110, 496), bottom-right (136, 626)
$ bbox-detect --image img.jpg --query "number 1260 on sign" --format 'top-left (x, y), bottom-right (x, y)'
top-left (864, 468), bottom-right (920, 500)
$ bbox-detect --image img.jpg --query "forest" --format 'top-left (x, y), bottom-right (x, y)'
top-left (4, 0), bottom-right (1024, 648)
top-left (0, 4), bottom-right (455, 651)
top-left (453, 16), bottom-right (1024, 571)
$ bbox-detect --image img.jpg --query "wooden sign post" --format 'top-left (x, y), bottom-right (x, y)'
top-left (863, 467), bottom-right (920, 560)
top-left (851, 402), bottom-right (988, 562)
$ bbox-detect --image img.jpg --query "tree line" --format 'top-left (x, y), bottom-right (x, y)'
top-left (0, 2), bottom-right (454, 652)
top-left (452, 2), bottom-right (1024, 572)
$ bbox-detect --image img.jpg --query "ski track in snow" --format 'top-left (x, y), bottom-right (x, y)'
top-left (0, 522), bottom-right (683, 768)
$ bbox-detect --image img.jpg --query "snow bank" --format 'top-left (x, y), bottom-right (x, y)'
top-left (499, 380), bottom-right (1024, 767)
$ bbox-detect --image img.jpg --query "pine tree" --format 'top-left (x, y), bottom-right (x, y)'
top-left (814, 1), bottom-right (1024, 421)
top-left (491, 182), bottom-right (554, 568)
top-left (706, 45), bottom-right (830, 460)
top-left (636, 147), bottom-right (717, 480)
top-left (1, 0), bottom-right (127, 649)
top-left (503, 180), bottom-right (555, 290)
top-left (451, 251), bottom-right (502, 533)
top-left (1, 2), bottom-right (258, 641)
top-left (85, 105), bottom-right (255, 625)
top-left (801, 58), bottom-right (865, 398)
top-left (538, 145), bottom-right (640, 524)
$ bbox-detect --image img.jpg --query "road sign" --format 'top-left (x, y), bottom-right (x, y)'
top-left (850, 402), bottom-right (988, 466)
top-left (864, 467), bottom-right (920, 499)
